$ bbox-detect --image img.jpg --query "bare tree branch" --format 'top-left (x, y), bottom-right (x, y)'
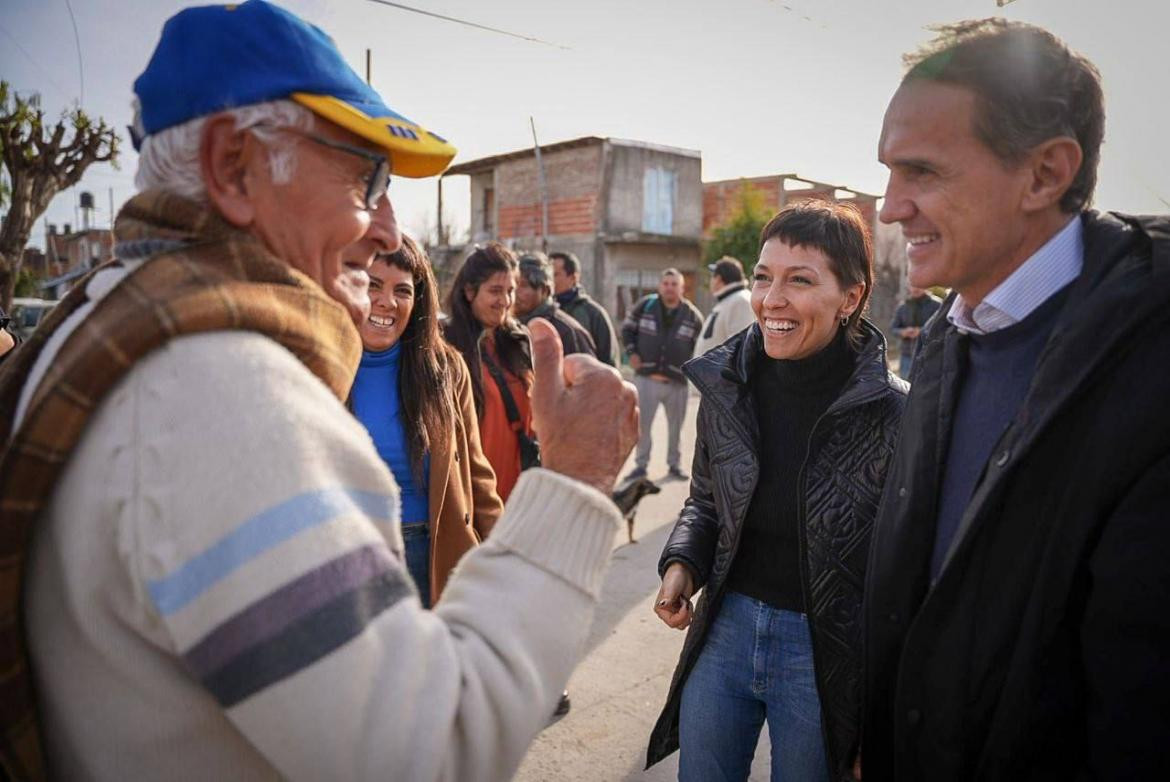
top-left (0, 81), bottom-right (119, 309)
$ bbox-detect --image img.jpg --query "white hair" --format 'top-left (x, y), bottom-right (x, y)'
top-left (133, 99), bottom-right (315, 200)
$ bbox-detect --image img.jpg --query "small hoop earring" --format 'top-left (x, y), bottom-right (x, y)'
top-left (839, 315), bottom-right (848, 328)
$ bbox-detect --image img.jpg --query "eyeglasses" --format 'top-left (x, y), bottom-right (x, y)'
top-left (253, 124), bottom-right (391, 210)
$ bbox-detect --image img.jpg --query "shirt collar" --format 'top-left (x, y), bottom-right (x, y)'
top-left (947, 215), bottom-right (1083, 335)
top-left (715, 281), bottom-right (747, 301)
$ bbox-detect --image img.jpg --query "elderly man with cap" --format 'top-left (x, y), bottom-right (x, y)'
top-left (0, 2), bottom-right (637, 780)
top-left (514, 251), bottom-right (596, 358)
top-left (692, 255), bottom-right (754, 358)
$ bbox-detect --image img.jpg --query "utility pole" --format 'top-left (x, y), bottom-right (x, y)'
top-left (530, 117), bottom-right (549, 254)
top-left (436, 177), bottom-right (445, 246)
top-left (365, 49), bottom-right (372, 84)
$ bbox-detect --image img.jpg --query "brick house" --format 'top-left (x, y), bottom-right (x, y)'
top-left (38, 223), bottom-right (115, 299)
top-left (702, 173), bottom-right (878, 238)
top-left (442, 136), bottom-right (703, 321)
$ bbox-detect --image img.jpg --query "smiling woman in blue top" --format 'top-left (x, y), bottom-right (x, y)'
top-left (350, 235), bottom-right (504, 607)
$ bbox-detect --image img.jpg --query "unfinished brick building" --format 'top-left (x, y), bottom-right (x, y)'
top-left (443, 136), bottom-right (703, 320)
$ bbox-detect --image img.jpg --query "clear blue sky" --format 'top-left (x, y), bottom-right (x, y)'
top-left (3, 0), bottom-right (1166, 249)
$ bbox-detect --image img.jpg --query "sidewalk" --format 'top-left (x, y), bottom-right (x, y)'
top-left (515, 395), bottom-right (773, 781)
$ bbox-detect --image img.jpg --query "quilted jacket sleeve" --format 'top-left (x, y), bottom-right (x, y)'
top-left (657, 401), bottom-right (720, 588)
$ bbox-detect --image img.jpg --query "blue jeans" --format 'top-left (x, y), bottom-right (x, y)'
top-left (898, 352), bottom-right (914, 381)
top-left (679, 592), bottom-right (830, 782)
top-left (402, 521), bottom-right (431, 608)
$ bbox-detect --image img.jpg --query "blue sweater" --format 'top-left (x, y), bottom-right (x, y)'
top-left (351, 343), bottom-right (430, 524)
top-left (930, 286), bottom-right (1070, 578)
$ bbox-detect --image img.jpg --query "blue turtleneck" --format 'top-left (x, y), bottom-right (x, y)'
top-left (351, 342), bottom-right (430, 524)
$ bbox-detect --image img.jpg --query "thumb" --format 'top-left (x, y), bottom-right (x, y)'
top-left (528, 317), bottom-right (564, 412)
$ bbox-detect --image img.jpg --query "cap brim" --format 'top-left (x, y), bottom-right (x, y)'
top-left (292, 92), bottom-right (456, 178)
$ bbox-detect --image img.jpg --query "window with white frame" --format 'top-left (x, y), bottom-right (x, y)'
top-left (642, 167), bottom-right (676, 234)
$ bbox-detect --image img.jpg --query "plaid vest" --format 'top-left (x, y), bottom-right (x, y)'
top-left (0, 191), bottom-right (362, 780)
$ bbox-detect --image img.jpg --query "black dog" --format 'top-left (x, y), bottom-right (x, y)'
top-left (611, 477), bottom-right (661, 544)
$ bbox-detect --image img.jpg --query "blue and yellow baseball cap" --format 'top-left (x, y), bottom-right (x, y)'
top-left (132, 0), bottom-right (455, 177)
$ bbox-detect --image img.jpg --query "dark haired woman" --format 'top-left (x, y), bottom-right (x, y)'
top-left (350, 235), bottom-right (503, 608)
top-left (443, 242), bottom-right (535, 504)
top-left (646, 202), bottom-right (907, 781)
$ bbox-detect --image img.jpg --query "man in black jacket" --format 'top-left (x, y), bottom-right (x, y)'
top-left (551, 251), bottom-right (619, 367)
top-left (620, 268), bottom-right (703, 481)
top-left (888, 286), bottom-right (941, 380)
top-left (514, 252), bottom-right (597, 358)
top-left (863, 19), bottom-right (1170, 781)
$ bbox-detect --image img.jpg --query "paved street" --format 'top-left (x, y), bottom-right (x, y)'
top-left (515, 394), bottom-right (772, 781)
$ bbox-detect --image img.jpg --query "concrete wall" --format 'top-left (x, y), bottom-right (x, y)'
top-left (468, 171), bottom-right (494, 242)
top-left (605, 145), bottom-right (702, 238)
top-left (601, 241), bottom-right (702, 320)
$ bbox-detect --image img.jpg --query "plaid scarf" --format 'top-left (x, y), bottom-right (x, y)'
top-left (0, 190), bottom-right (362, 780)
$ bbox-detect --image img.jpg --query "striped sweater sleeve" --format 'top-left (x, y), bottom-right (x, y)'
top-left (129, 332), bottom-right (621, 781)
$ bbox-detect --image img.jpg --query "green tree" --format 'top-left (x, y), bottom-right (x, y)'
top-left (703, 181), bottom-right (773, 274)
top-left (0, 82), bottom-right (119, 309)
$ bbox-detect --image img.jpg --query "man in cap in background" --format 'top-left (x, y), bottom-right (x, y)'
top-left (692, 255), bottom-right (754, 357)
top-left (0, 2), bottom-right (637, 780)
top-left (551, 250), bottom-right (619, 366)
top-left (621, 268), bottom-right (703, 482)
top-left (515, 251), bottom-right (596, 357)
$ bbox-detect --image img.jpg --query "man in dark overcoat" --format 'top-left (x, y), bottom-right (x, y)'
top-left (863, 18), bottom-right (1170, 781)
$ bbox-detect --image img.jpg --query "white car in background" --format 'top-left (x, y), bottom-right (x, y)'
top-left (8, 297), bottom-right (56, 340)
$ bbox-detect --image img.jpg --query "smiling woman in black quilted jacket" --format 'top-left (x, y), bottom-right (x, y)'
top-left (646, 201), bottom-right (907, 782)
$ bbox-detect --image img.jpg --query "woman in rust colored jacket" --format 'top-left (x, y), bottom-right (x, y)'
top-left (351, 235), bottom-right (502, 606)
top-left (442, 243), bottom-right (536, 503)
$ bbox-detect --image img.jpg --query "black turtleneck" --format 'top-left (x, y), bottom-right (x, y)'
top-left (726, 328), bottom-right (855, 612)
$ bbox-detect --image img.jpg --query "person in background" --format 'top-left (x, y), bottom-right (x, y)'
top-left (443, 243), bottom-right (535, 504)
top-left (693, 255), bottom-right (755, 357)
top-left (443, 242), bottom-right (577, 719)
top-left (889, 286), bottom-right (942, 380)
top-left (351, 234), bottom-right (503, 607)
top-left (864, 19), bottom-right (1170, 780)
top-left (0, 305), bottom-right (17, 363)
top-left (0, 2), bottom-right (638, 779)
top-left (621, 268), bottom-right (703, 481)
top-left (647, 201), bottom-right (906, 781)
top-left (514, 252), bottom-right (596, 357)
top-left (551, 250), bottom-right (619, 367)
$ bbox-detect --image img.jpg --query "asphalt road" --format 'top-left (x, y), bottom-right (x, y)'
top-left (515, 394), bottom-right (773, 781)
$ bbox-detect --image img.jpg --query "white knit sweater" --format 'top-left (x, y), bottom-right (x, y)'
top-left (24, 329), bottom-right (620, 781)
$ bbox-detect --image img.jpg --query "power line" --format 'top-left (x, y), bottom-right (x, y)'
top-left (0, 23), bottom-right (73, 101)
top-left (62, 0), bottom-right (84, 106)
top-left (364, 0), bottom-right (570, 50)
